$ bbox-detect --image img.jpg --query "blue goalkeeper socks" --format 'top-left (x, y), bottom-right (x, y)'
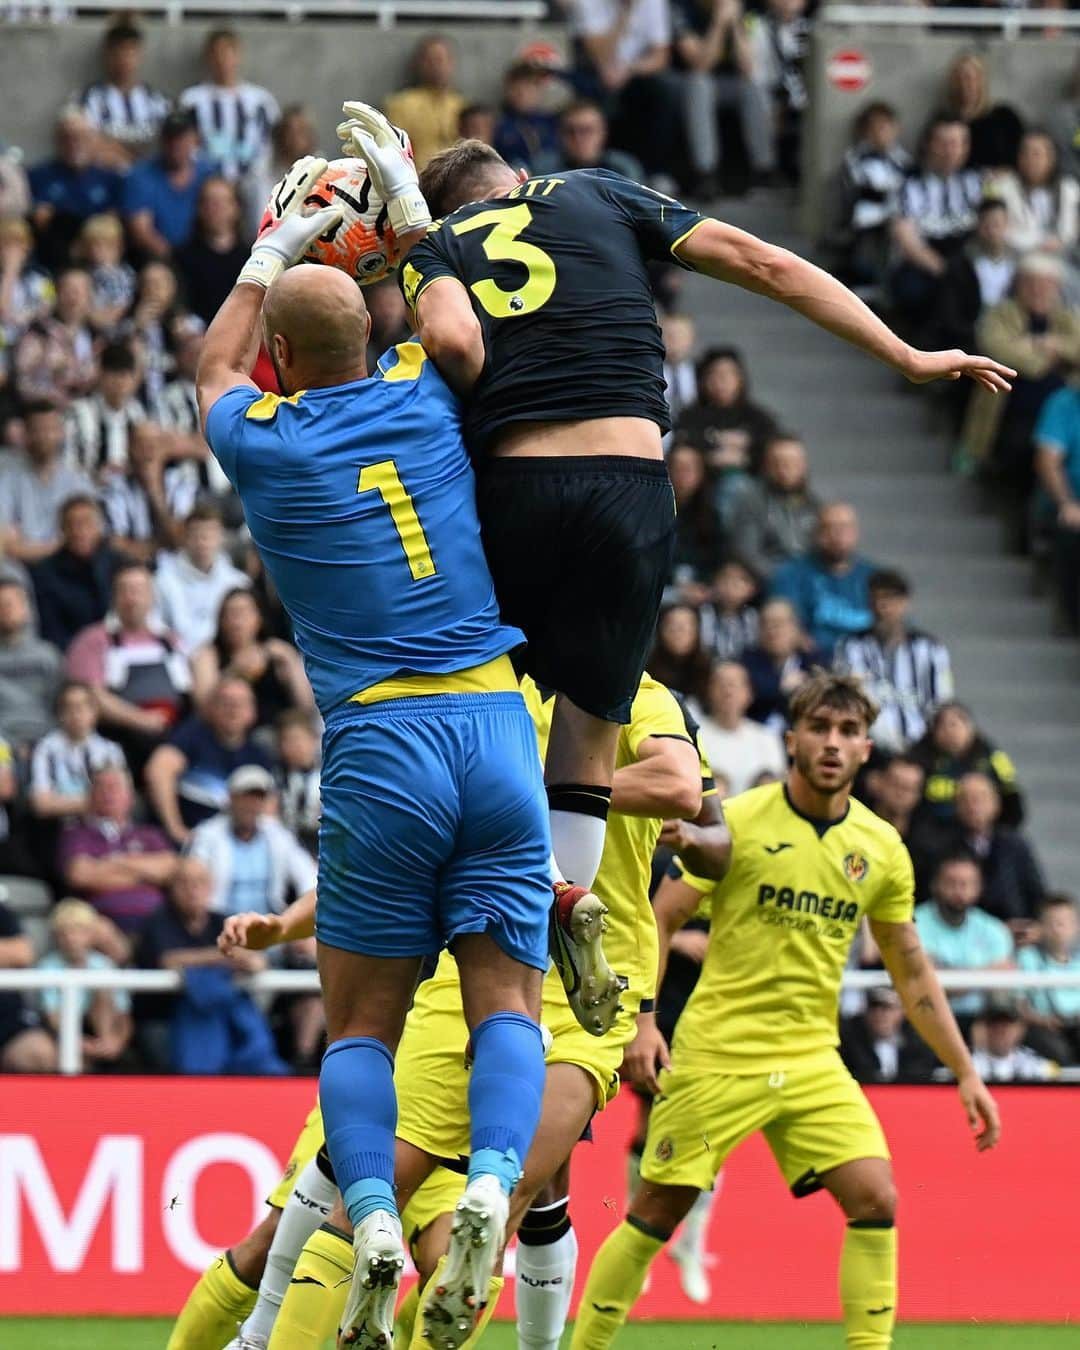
top-left (319, 1035), bottom-right (398, 1228)
top-left (467, 1011), bottom-right (546, 1196)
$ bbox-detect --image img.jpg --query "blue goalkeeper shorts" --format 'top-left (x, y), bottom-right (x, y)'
top-left (315, 691), bottom-right (551, 970)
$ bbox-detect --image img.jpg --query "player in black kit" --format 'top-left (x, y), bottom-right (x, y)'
top-left (336, 103), bottom-right (1014, 1040)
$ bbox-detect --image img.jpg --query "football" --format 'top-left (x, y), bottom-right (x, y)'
top-left (259, 155), bottom-right (407, 287)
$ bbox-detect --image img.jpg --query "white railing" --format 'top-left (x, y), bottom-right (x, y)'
top-left (3, 1), bottom-right (548, 25)
top-left (821, 6), bottom-right (1080, 36)
top-left (2, 965), bottom-right (1080, 1074)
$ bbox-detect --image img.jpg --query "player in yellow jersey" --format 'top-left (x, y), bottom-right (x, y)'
top-left (171, 672), bottom-right (725, 1350)
top-left (573, 671), bottom-right (1001, 1350)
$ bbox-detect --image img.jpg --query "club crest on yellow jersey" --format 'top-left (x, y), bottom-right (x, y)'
top-left (843, 852), bottom-right (870, 883)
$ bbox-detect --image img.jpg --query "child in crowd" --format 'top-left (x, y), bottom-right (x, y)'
top-left (36, 898), bottom-right (132, 1068)
top-left (275, 709), bottom-right (321, 857)
top-left (75, 213), bottom-right (136, 334)
top-left (829, 100), bottom-right (912, 292)
top-left (29, 680), bottom-right (127, 822)
top-left (697, 558), bottom-right (760, 661)
top-left (1019, 893), bottom-right (1080, 1065)
top-left (661, 313), bottom-right (698, 436)
top-left (0, 214), bottom-right (54, 337)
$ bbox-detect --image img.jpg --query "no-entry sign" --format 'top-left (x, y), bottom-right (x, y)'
top-left (828, 48), bottom-right (873, 92)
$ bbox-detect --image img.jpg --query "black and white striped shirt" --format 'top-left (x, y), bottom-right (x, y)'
top-left (178, 81), bottom-right (280, 180)
top-left (30, 729), bottom-right (126, 803)
top-left (65, 393), bottom-right (146, 477)
top-left (156, 379), bottom-right (232, 497)
top-left (101, 467), bottom-right (197, 542)
top-left (899, 169), bottom-right (983, 245)
top-left (80, 81), bottom-right (171, 149)
top-left (835, 626), bottom-right (955, 753)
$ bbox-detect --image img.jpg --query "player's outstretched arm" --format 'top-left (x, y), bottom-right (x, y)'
top-left (218, 887), bottom-right (317, 956)
top-left (676, 220), bottom-right (1016, 395)
top-left (871, 918), bottom-right (1001, 1152)
top-left (196, 157), bottom-right (343, 428)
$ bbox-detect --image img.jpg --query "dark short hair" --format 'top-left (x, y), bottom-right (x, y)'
top-left (788, 670), bottom-right (880, 732)
top-left (934, 848), bottom-right (980, 876)
top-left (100, 341), bottom-right (137, 375)
top-left (55, 678), bottom-right (95, 710)
top-left (883, 753), bottom-right (923, 778)
top-left (419, 139), bottom-right (513, 219)
top-left (854, 100), bottom-right (898, 137)
top-left (60, 493), bottom-right (102, 524)
top-left (868, 568), bottom-right (910, 597)
top-left (112, 560), bottom-right (152, 587)
top-left (560, 98), bottom-right (606, 126)
top-left (977, 197), bottom-right (1008, 219)
top-left (205, 27), bottom-right (239, 51)
top-left (185, 502), bottom-right (224, 528)
top-left (22, 398), bottom-right (62, 421)
top-left (105, 20), bottom-right (143, 46)
top-left (1039, 892), bottom-right (1078, 917)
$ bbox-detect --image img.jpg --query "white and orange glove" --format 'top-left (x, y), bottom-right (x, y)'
top-left (337, 101), bottom-right (431, 237)
top-left (238, 155), bottom-right (342, 290)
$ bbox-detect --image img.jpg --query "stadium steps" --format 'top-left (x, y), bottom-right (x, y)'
top-left (682, 191), bottom-right (1080, 885)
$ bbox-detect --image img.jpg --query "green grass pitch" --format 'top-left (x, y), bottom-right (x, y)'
top-left (3, 1320), bottom-right (1075, 1349)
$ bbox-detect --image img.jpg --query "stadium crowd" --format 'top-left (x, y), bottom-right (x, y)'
top-left (0, 6), bottom-right (1078, 1084)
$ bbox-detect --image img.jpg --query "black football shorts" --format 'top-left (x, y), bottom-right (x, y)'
top-left (475, 455), bottom-right (676, 724)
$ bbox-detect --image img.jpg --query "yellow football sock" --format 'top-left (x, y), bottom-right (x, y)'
top-left (166, 1250), bottom-right (258, 1350)
top-left (268, 1224), bottom-right (353, 1350)
top-left (395, 1281), bottom-right (421, 1350)
top-left (569, 1221), bottom-right (663, 1350)
top-left (408, 1256), bottom-right (504, 1350)
top-left (840, 1222), bottom-right (898, 1348)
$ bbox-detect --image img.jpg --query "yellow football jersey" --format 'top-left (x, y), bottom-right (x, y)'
top-left (674, 781), bottom-right (914, 1072)
top-left (522, 673), bottom-right (705, 1002)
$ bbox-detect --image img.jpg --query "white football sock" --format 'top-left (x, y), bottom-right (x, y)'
top-left (675, 1174), bottom-right (722, 1259)
top-left (240, 1157), bottom-right (338, 1341)
top-left (516, 1222), bottom-right (579, 1350)
top-left (548, 810), bottom-right (607, 890)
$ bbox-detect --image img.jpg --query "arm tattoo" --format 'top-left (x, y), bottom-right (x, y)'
top-left (913, 994), bottom-right (934, 1014)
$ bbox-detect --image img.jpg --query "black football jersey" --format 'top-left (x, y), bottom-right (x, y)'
top-left (400, 168), bottom-right (707, 454)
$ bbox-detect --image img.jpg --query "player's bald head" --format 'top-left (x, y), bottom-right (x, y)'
top-left (263, 265), bottom-right (371, 391)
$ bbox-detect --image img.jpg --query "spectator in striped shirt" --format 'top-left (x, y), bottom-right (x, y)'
top-left (890, 116), bottom-right (983, 328)
top-left (74, 213), bottom-right (136, 334)
top-left (65, 341), bottom-right (146, 482)
top-left (29, 679), bottom-right (126, 823)
top-left (835, 568), bottom-right (955, 754)
top-left (827, 100), bottom-right (911, 292)
top-left (179, 30), bottom-right (280, 237)
top-left (0, 216), bottom-right (54, 340)
top-left (79, 20), bottom-right (170, 170)
top-left (100, 420), bottom-right (194, 564)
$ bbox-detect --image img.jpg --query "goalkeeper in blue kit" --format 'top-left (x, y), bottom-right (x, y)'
top-left (195, 157), bottom-right (553, 1349)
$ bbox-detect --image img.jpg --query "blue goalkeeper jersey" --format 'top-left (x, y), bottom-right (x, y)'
top-left (205, 343), bottom-right (523, 715)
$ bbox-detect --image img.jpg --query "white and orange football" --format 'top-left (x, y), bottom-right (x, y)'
top-left (259, 151), bottom-right (411, 287)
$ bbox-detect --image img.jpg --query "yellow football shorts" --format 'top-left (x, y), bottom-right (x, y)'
top-left (395, 967), bottom-right (641, 1163)
top-left (267, 1099), bottom-right (325, 1209)
top-left (641, 1049), bottom-right (889, 1195)
top-left (401, 1166), bottom-right (465, 1255)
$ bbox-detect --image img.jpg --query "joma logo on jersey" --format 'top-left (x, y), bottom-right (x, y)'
top-left (843, 852), bottom-right (870, 883)
top-left (756, 884), bottom-right (859, 924)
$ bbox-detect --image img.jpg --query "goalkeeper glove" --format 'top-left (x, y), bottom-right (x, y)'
top-left (336, 101), bottom-right (432, 237)
top-left (238, 156), bottom-right (343, 290)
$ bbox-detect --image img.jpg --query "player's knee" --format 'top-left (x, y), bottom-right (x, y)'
top-left (628, 1182), bottom-right (697, 1241)
top-left (844, 1178), bottom-right (897, 1226)
top-left (230, 1206), bottom-right (281, 1284)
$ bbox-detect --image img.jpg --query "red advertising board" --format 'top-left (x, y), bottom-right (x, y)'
top-left (1, 1078), bottom-right (1078, 1322)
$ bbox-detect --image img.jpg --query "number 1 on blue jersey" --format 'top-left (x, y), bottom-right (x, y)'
top-left (357, 460), bottom-right (437, 580)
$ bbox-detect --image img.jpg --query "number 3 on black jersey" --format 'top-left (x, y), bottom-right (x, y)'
top-left (450, 203), bottom-right (556, 319)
